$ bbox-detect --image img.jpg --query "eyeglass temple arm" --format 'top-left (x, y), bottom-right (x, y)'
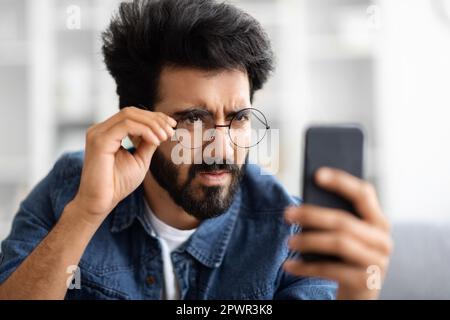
top-left (251, 112), bottom-right (271, 130)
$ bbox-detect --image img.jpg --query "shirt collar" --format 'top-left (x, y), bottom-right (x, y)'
top-left (110, 184), bottom-right (241, 269)
top-left (184, 189), bottom-right (241, 268)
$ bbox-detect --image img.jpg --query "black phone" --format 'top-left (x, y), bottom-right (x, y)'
top-left (301, 125), bottom-right (365, 262)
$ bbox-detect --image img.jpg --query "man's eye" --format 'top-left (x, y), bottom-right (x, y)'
top-left (181, 113), bottom-right (203, 125)
top-left (235, 112), bottom-right (250, 121)
top-left (186, 115), bottom-right (198, 123)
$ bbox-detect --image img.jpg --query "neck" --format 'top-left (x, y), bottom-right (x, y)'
top-left (142, 171), bottom-right (200, 230)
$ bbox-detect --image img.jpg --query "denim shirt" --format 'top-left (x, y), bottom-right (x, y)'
top-left (0, 151), bottom-right (337, 300)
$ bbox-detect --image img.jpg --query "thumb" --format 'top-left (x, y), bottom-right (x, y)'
top-left (134, 139), bottom-right (158, 168)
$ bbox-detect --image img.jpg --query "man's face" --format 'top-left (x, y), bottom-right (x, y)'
top-left (150, 67), bottom-right (251, 221)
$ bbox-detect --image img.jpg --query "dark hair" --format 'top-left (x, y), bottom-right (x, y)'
top-left (102, 0), bottom-right (274, 109)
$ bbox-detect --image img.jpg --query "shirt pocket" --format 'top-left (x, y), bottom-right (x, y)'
top-left (65, 277), bottom-right (130, 300)
top-left (65, 260), bottom-right (134, 300)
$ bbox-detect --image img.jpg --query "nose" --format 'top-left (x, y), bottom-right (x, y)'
top-left (207, 125), bottom-right (235, 162)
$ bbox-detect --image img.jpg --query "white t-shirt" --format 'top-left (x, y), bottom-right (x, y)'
top-left (144, 200), bottom-right (196, 300)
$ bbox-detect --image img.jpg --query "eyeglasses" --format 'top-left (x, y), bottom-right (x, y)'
top-left (173, 108), bottom-right (270, 149)
top-left (136, 105), bottom-right (270, 149)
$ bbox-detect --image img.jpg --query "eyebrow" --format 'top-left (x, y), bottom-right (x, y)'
top-left (171, 107), bottom-right (248, 119)
top-left (172, 108), bottom-right (210, 118)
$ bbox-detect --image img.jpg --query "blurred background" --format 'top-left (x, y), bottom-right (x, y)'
top-left (1, 0), bottom-right (450, 298)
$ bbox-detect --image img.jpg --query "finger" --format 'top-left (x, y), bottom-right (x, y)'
top-left (154, 111), bottom-right (178, 128)
top-left (315, 168), bottom-right (389, 231)
top-left (283, 260), bottom-right (368, 292)
top-left (106, 119), bottom-right (162, 147)
top-left (114, 110), bottom-right (173, 142)
top-left (285, 205), bottom-right (393, 255)
top-left (98, 107), bottom-right (177, 133)
top-left (124, 109), bottom-right (176, 141)
top-left (134, 139), bottom-right (158, 167)
top-left (151, 114), bottom-right (176, 139)
top-left (288, 232), bottom-right (388, 269)
top-left (145, 120), bottom-right (170, 141)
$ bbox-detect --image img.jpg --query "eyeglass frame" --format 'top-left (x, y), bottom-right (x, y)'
top-left (137, 105), bottom-right (271, 149)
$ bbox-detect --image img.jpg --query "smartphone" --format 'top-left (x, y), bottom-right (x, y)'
top-left (301, 125), bottom-right (365, 262)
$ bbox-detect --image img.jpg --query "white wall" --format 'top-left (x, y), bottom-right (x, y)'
top-left (377, 0), bottom-right (450, 222)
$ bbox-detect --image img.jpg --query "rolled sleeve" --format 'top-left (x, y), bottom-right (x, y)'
top-left (0, 157), bottom-right (66, 284)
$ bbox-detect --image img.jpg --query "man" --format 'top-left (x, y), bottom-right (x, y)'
top-left (0, 0), bottom-right (392, 300)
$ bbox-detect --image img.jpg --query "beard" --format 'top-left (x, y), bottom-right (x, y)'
top-left (149, 149), bottom-right (245, 221)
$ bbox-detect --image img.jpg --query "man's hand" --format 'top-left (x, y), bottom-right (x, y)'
top-left (283, 167), bottom-right (393, 300)
top-left (72, 106), bottom-right (177, 225)
top-left (0, 107), bottom-right (178, 300)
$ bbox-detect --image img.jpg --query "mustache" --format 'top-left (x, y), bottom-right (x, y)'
top-left (188, 162), bottom-right (241, 180)
top-left (191, 163), bottom-right (240, 174)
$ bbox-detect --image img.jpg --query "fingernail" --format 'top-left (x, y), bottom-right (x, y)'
top-left (316, 167), bottom-right (333, 183)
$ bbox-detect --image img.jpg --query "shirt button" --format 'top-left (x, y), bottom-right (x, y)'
top-left (146, 275), bottom-right (155, 285)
